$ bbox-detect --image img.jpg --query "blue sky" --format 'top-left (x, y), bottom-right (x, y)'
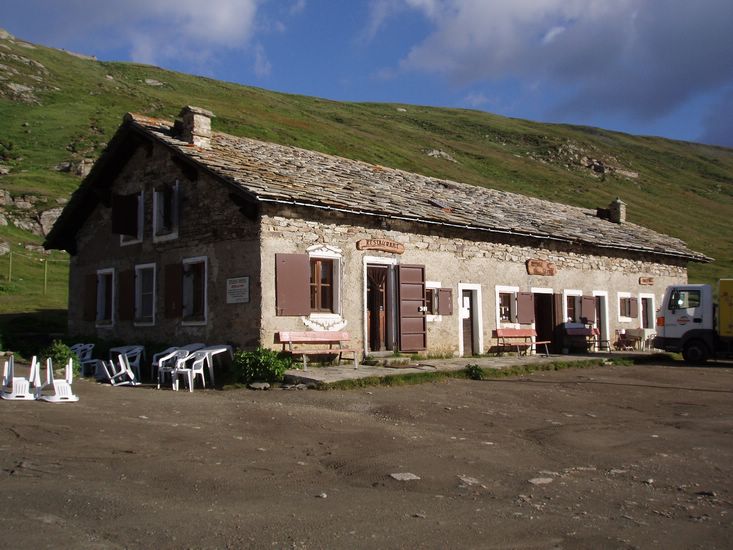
top-left (4, 0), bottom-right (733, 147)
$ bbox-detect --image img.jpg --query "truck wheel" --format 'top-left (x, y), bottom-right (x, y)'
top-left (682, 340), bottom-right (709, 363)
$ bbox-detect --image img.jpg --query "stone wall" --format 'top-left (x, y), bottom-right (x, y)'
top-left (69, 140), bottom-right (261, 347)
top-left (260, 204), bottom-right (687, 355)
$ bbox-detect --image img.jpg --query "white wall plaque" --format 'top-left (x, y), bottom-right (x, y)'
top-left (226, 277), bottom-right (250, 304)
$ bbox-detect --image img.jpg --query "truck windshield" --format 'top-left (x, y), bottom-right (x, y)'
top-left (669, 289), bottom-right (701, 310)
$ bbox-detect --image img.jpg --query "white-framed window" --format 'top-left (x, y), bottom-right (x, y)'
top-left (426, 280), bottom-right (441, 321)
top-left (563, 289), bottom-right (583, 323)
top-left (134, 263), bottom-right (156, 326)
top-left (307, 245), bottom-right (342, 318)
top-left (182, 256), bottom-right (207, 325)
top-left (153, 181), bottom-right (180, 242)
top-left (120, 191), bottom-right (144, 246)
top-left (495, 285), bottom-right (519, 325)
top-left (617, 292), bottom-right (637, 323)
top-left (96, 268), bottom-right (115, 326)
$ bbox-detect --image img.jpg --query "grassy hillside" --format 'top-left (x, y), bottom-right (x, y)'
top-left (1, 29), bottom-right (732, 327)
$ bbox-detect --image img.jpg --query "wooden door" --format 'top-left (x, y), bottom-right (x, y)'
top-left (461, 290), bottom-right (474, 355)
top-left (398, 265), bottom-right (427, 352)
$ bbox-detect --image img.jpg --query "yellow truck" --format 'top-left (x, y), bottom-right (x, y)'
top-left (655, 279), bottom-right (733, 362)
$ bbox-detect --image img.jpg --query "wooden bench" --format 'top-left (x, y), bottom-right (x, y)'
top-left (277, 331), bottom-right (359, 371)
top-left (493, 328), bottom-right (550, 357)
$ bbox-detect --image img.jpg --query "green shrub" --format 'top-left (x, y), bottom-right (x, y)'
top-left (231, 348), bottom-right (291, 384)
top-left (41, 340), bottom-right (80, 376)
top-left (465, 363), bottom-right (484, 380)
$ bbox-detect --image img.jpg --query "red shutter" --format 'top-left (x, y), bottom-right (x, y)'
top-left (629, 297), bottom-right (639, 319)
top-left (516, 292), bottom-right (535, 324)
top-left (83, 273), bottom-right (97, 321)
top-left (118, 269), bottom-right (135, 321)
top-left (437, 288), bottom-right (453, 315)
top-left (275, 254), bottom-right (310, 316)
top-left (164, 263), bottom-right (183, 318)
top-left (111, 193), bottom-right (139, 236)
top-left (398, 265), bottom-right (427, 351)
top-left (581, 296), bottom-right (596, 324)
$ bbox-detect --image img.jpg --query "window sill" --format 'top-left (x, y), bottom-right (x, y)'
top-left (134, 321), bottom-right (155, 327)
top-left (95, 321), bottom-right (114, 328)
top-left (617, 316), bottom-right (633, 323)
top-left (182, 319), bottom-right (207, 327)
top-left (153, 231), bottom-right (178, 243)
top-left (120, 238), bottom-right (142, 247)
top-left (308, 312), bottom-right (341, 320)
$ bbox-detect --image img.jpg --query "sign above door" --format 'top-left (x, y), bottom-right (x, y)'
top-left (357, 239), bottom-right (405, 254)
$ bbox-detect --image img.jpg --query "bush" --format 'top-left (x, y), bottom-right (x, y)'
top-left (465, 363), bottom-right (484, 380)
top-left (231, 348), bottom-right (291, 384)
top-left (41, 340), bottom-right (80, 376)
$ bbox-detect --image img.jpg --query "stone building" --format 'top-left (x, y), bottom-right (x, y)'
top-left (45, 106), bottom-right (709, 357)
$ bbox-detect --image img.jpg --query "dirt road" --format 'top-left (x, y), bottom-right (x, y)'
top-left (1, 362), bottom-right (732, 549)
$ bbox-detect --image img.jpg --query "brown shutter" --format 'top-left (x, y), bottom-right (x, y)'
top-left (83, 273), bottom-right (97, 321)
top-left (516, 292), bottom-right (535, 324)
top-left (581, 295), bottom-right (596, 324)
top-left (275, 254), bottom-right (310, 316)
top-left (164, 263), bottom-right (183, 318)
top-left (111, 193), bottom-right (139, 236)
top-left (629, 296), bottom-right (639, 319)
top-left (398, 265), bottom-right (427, 351)
top-left (437, 288), bottom-right (453, 315)
top-left (118, 269), bottom-right (135, 321)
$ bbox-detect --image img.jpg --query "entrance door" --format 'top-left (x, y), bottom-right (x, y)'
top-left (594, 296), bottom-right (606, 342)
top-left (533, 293), bottom-right (555, 348)
top-left (398, 265), bottom-right (427, 352)
top-left (461, 290), bottom-right (475, 355)
top-left (367, 265), bottom-right (388, 351)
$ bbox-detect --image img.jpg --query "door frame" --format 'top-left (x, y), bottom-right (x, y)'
top-left (592, 290), bottom-right (610, 346)
top-left (458, 283), bottom-right (483, 357)
top-left (362, 256), bottom-right (398, 355)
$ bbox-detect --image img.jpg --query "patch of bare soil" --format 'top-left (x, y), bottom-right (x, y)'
top-left (1, 363), bottom-right (731, 549)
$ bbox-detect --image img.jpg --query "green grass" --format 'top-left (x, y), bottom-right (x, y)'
top-left (0, 30), bottom-right (732, 328)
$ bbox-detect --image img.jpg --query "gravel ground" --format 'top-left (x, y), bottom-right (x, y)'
top-left (1, 362), bottom-right (732, 549)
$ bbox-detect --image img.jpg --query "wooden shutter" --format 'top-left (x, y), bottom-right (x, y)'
top-left (516, 292), bottom-right (535, 324)
top-left (164, 263), bottom-right (183, 318)
top-left (111, 193), bottom-right (139, 236)
top-left (275, 254), bottom-right (310, 316)
top-left (629, 296), bottom-right (639, 319)
top-left (83, 273), bottom-right (97, 321)
top-left (581, 296), bottom-right (596, 324)
top-left (437, 288), bottom-right (453, 315)
top-left (398, 265), bottom-right (427, 352)
top-left (118, 269), bottom-right (135, 321)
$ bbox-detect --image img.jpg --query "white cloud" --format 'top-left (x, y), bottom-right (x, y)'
top-left (253, 43), bottom-right (272, 78)
top-left (463, 91), bottom-right (491, 107)
top-left (371, 0), bottom-right (733, 122)
top-left (290, 0), bottom-right (307, 15)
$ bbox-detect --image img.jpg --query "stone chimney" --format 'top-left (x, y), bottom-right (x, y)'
top-left (608, 197), bottom-right (626, 224)
top-left (178, 106), bottom-right (214, 148)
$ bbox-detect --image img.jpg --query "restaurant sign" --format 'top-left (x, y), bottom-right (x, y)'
top-left (639, 277), bottom-right (655, 286)
top-left (526, 259), bottom-right (557, 276)
top-left (356, 239), bottom-right (405, 254)
top-left (226, 276), bottom-right (250, 304)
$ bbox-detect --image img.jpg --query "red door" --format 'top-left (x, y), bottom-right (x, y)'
top-left (398, 265), bottom-right (427, 352)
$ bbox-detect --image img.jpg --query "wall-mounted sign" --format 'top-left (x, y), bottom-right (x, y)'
top-left (226, 276), bottom-right (250, 304)
top-left (639, 277), bottom-right (655, 286)
top-left (526, 259), bottom-right (557, 276)
top-left (356, 239), bottom-right (405, 254)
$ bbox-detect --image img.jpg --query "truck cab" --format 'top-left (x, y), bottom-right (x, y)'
top-left (655, 284), bottom-right (714, 361)
top-left (655, 280), bottom-right (733, 362)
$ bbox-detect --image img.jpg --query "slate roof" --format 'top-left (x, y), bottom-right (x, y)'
top-left (46, 111), bottom-right (711, 262)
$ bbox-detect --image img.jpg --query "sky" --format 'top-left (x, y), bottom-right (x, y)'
top-left (3, 0), bottom-right (733, 147)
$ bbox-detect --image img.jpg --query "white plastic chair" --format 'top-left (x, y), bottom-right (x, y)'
top-left (71, 343), bottom-right (98, 377)
top-left (173, 351), bottom-right (208, 392)
top-left (1, 355), bottom-right (38, 401)
top-left (37, 358), bottom-right (79, 403)
top-left (157, 350), bottom-right (189, 389)
top-left (101, 356), bottom-right (141, 386)
top-left (151, 346), bottom-right (178, 380)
